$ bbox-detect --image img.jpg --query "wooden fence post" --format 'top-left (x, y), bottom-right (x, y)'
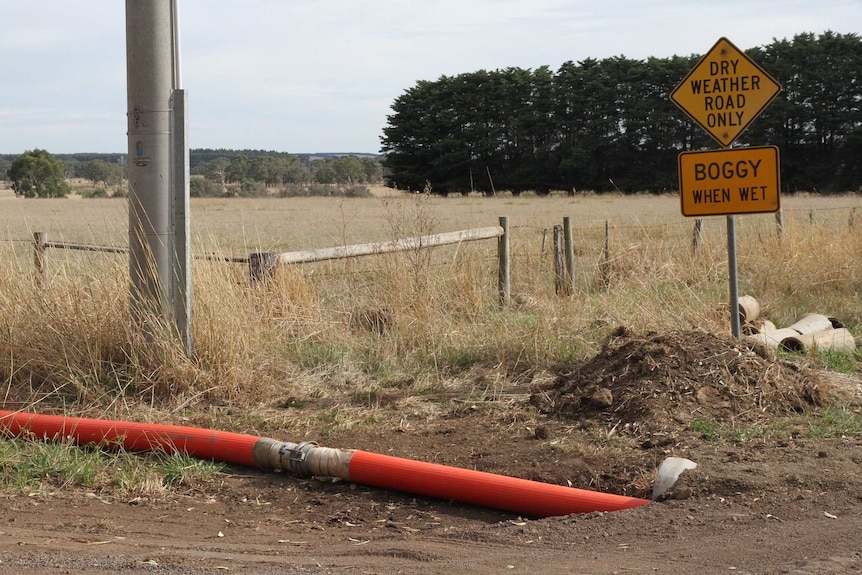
top-left (601, 220), bottom-right (611, 291)
top-left (249, 252), bottom-right (278, 284)
top-left (553, 225), bottom-right (569, 296)
top-left (497, 216), bottom-right (510, 306)
top-left (849, 207), bottom-right (857, 230)
top-left (563, 217), bottom-right (575, 293)
top-left (691, 218), bottom-right (703, 252)
top-left (775, 209), bottom-right (783, 238)
top-left (34, 232), bottom-right (48, 285)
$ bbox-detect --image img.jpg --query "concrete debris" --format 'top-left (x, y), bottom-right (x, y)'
top-left (740, 296), bottom-right (856, 353)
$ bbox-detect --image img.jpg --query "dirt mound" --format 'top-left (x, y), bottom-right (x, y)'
top-left (532, 327), bottom-right (826, 435)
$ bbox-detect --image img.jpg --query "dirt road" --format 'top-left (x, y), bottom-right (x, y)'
top-left (2, 330), bottom-right (861, 574)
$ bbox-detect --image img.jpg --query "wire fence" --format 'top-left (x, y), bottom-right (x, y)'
top-left (6, 202), bottom-right (860, 301)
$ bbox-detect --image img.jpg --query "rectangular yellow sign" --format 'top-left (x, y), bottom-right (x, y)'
top-left (678, 146), bottom-right (780, 217)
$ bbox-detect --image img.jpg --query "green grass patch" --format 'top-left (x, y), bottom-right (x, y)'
top-left (0, 437), bottom-right (225, 495)
top-left (813, 349), bottom-right (861, 374)
top-left (0, 437), bottom-right (104, 491)
top-left (804, 406), bottom-right (862, 438)
top-left (689, 406), bottom-right (862, 443)
top-left (690, 419), bottom-right (721, 441)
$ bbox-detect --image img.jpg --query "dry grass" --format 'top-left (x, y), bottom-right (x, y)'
top-left (1, 181), bottom-right (861, 429)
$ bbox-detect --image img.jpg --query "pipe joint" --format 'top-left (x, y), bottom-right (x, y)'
top-left (279, 441), bottom-right (318, 477)
top-left (261, 439), bottom-right (319, 477)
top-left (252, 437), bottom-right (354, 480)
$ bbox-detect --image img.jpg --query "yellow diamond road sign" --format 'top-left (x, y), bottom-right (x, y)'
top-left (671, 37), bottom-right (781, 147)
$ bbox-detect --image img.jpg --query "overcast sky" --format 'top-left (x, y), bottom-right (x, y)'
top-left (1, 0), bottom-right (859, 155)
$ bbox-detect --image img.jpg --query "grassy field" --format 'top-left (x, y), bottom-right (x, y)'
top-left (3, 182), bottom-right (862, 572)
top-left (1, 180), bottom-right (861, 497)
top-left (1, 182), bottom-right (861, 422)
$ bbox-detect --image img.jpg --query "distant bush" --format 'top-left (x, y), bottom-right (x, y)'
top-left (190, 177), bottom-right (222, 197)
top-left (344, 185), bottom-right (372, 198)
top-left (238, 178), bottom-right (267, 197)
top-left (7, 149), bottom-right (70, 198)
top-left (279, 184), bottom-right (371, 198)
top-left (80, 187), bottom-right (108, 198)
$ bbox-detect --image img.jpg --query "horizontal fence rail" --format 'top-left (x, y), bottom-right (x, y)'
top-left (35, 233), bottom-right (245, 263)
top-left (253, 219), bottom-right (510, 305)
top-left (32, 217), bottom-right (513, 305)
top-left (275, 226), bottom-right (504, 265)
top-left (43, 241), bottom-right (129, 254)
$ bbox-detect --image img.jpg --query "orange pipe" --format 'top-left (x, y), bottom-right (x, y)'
top-left (0, 410), bottom-right (651, 516)
top-left (348, 450), bottom-right (649, 516)
top-left (0, 410), bottom-right (259, 467)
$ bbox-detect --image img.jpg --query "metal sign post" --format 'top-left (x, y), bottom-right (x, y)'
top-left (670, 37), bottom-right (782, 339)
top-left (726, 214), bottom-right (740, 338)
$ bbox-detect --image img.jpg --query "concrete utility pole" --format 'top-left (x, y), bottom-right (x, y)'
top-left (125, 0), bottom-right (192, 355)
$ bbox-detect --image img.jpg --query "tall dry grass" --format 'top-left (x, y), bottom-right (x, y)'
top-left (1, 186), bottom-right (861, 426)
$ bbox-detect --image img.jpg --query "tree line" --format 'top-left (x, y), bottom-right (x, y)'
top-left (2, 150), bottom-right (383, 198)
top-left (191, 153), bottom-right (383, 197)
top-left (380, 31), bottom-right (862, 195)
top-left (1, 153), bottom-right (119, 195)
